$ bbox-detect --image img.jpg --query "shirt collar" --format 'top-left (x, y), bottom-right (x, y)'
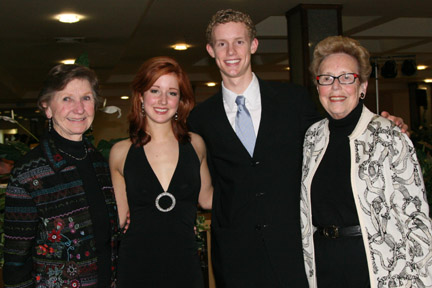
top-left (222, 73), bottom-right (260, 111)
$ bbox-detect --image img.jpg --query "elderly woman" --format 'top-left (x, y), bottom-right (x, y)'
top-left (300, 36), bottom-right (432, 287)
top-left (3, 64), bottom-right (119, 287)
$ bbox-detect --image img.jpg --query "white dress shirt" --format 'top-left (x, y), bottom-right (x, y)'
top-left (222, 73), bottom-right (261, 136)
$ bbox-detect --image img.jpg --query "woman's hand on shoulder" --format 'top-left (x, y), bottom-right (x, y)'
top-left (380, 111), bottom-right (409, 136)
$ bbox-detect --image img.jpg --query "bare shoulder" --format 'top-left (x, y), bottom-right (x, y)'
top-left (111, 139), bottom-right (133, 153)
top-left (109, 139), bottom-right (133, 167)
top-left (189, 132), bottom-right (206, 160)
top-left (190, 132), bottom-right (205, 145)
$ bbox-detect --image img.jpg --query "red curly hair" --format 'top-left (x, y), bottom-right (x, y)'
top-left (129, 56), bottom-right (195, 146)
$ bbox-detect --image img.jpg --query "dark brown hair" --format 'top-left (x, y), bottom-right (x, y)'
top-left (37, 64), bottom-right (101, 115)
top-left (129, 56), bottom-right (195, 146)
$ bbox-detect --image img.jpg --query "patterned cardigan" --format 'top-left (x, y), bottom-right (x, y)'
top-left (300, 106), bottom-right (432, 287)
top-left (3, 134), bottom-right (119, 288)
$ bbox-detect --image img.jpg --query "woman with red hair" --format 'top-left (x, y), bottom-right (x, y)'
top-left (110, 56), bottom-right (213, 287)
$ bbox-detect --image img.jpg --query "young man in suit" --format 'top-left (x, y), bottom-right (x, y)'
top-left (188, 9), bottom-right (406, 287)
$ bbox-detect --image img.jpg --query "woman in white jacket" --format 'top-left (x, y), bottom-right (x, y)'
top-left (300, 35), bottom-right (432, 287)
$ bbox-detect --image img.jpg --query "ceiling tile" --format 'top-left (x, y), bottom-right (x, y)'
top-left (342, 16), bottom-right (381, 31)
top-left (256, 16), bottom-right (287, 37)
top-left (399, 41), bottom-right (432, 53)
top-left (357, 39), bottom-right (423, 53)
top-left (353, 18), bottom-right (432, 37)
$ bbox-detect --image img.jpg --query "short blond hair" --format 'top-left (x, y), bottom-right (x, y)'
top-left (206, 9), bottom-right (256, 45)
top-left (310, 36), bottom-right (372, 84)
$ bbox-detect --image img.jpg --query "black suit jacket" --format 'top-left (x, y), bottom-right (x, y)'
top-left (188, 79), bottom-right (321, 287)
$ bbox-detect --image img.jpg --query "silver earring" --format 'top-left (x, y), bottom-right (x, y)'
top-left (360, 93), bottom-right (365, 99)
top-left (48, 118), bottom-right (52, 131)
top-left (141, 102), bottom-right (145, 116)
top-left (174, 112), bottom-right (178, 121)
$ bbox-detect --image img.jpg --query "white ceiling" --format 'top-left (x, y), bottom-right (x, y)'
top-left (0, 0), bottom-right (431, 119)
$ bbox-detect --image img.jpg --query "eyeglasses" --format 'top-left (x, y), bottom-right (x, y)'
top-left (316, 73), bottom-right (359, 85)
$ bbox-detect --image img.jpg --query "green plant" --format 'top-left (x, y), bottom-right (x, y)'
top-left (0, 184), bottom-right (6, 268)
top-left (85, 134), bottom-right (126, 160)
top-left (96, 138), bottom-right (127, 160)
top-left (195, 215), bottom-right (209, 251)
top-left (0, 141), bottom-right (31, 161)
top-left (411, 127), bottom-right (432, 215)
top-left (0, 115), bottom-right (39, 142)
top-left (416, 144), bottom-right (432, 211)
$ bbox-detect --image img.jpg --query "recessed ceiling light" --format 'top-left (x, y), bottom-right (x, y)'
top-left (120, 96), bottom-right (130, 100)
top-left (57, 13), bottom-right (81, 24)
top-left (417, 65), bottom-right (427, 70)
top-left (61, 59), bottom-right (76, 65)
top-left (425, 79), bottom-right (432, 83)
top-left (206, 82), bottom-right (217, 87)
top-left (172, 43), bottom-right (189, 51)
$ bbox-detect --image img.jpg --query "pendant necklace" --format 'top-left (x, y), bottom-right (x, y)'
top-left (58, 144), bottom-right (88, 161)
top-left (155, 191), bottom-right (176, 212)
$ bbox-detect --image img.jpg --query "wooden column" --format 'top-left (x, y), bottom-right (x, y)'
top-left (286, 4), bottom-right (343, 92)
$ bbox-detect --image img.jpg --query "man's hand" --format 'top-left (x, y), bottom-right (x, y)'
top-left (381, 111), bottom-right (409, 136)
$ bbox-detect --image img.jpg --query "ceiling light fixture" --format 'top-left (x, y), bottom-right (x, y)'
top-left (425, 79), bottom-right (432, 83)
top-left (57, 13), bottom-right (81, 23)
top-left (61, 59), bottom-right (76, 65)
top-left (417, 65), bottom-right (427, 70)
top-left (206, 82), bottom-right (217, 87)
top-left (120, 96), bottom-right (130, 100)
top-left (172, 43), bottom-right (189, 51)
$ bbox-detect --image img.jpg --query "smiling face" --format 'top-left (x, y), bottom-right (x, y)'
top-left (317, 53), bottom-right (368, 120)
top-left (141, 73), bottom-right (180, 127)
top-left (44, 78), bottom-right (95, 141)
top-left (206, 22), bottom-right (258, 86)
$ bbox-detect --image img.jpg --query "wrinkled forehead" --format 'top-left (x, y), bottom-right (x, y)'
top-left (318, 53), bottom-right (360, 74)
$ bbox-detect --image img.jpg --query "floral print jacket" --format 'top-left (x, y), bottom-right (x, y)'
top-left (3, 134), bottom-right (119, 288)
top-left (301, 106), bottom-right (432, 287)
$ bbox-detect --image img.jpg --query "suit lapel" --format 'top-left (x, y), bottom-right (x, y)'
top-left (209, 91), bottom-right (257, 158)
top-left (207, 91), bottom-right (240, 142)
top-left (208, 82), bottom-right (281, 158)
top-left (254, 80), bottom-right (280, 156)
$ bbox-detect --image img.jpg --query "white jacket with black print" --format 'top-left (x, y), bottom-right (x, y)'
top-left (300, 105), bottom-right (432, 287)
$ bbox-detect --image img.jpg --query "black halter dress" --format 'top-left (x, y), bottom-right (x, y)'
top-left (117, 141), bottom-right (204, 288)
